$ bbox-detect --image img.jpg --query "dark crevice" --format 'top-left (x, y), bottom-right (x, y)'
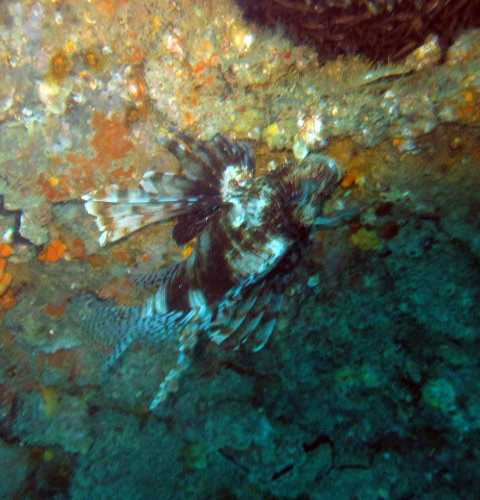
top-left (235, 0), bottom-right (480, 63)
top-left (303, 434), bottom-right (332, 453)
top-left (271, 463), bottom-right (294, 480)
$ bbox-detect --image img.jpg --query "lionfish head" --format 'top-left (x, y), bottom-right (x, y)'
top-left (288, 153), bottom-right (343, 227)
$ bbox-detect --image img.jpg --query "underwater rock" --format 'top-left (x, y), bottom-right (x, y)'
top-left (0, 441), bottom-right (30, 498)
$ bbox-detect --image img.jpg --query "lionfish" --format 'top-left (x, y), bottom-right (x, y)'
top-left (72, 132), bottom-right (352, 410)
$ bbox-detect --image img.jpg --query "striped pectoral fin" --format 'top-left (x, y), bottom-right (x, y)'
top-left (85, 201), bottom-right (182, 246)
top-left (82, 132), bottom-right (255, 247)
top-left (82, 170), bottom-right (218, 246)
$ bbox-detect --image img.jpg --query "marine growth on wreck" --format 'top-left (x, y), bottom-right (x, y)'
top-left (0, 0), bottom-right (480, 498)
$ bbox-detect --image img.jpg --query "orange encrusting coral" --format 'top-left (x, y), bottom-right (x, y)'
top-left (87, 254), bottom-right (107, 268)
top-left (48, 50), bottom-right (73, 81)
top-left (38, 111), bottom-right (136, 202)
top-left (37, 172), bottom-right (74, 202)
top-left (110, 166), bottom-right (135, 180)
top-left (340, 170), bottom-right (360, 189)
top-left (43, 302), bottom-right (67, 318)
top-left (112, 248), bottom-right (135, 265)
top-left (67, 238), bottom-right (87, 261)
top-left (125, 103), bottom-right (149, 127)
top-left (0, 289), bottom-right (16, 311)
top-left (83, 48), bottom-right (106, 72)
top-left (98, 277), bottom-right (136, 305)
top-left (0, 244), bottom-right (13, 257)
top-left (457, 88), bottom-right (480, 123)
top-left (125, 46), bottom-right (146, 64)
top-left (0, 270), bottom-right (12, 296)
top-left (38, 239), bottom-right (67, 263)
top-left (91, 112), bottom-right (134, 162)
top-left (181, 245), bottom-right (194, 258)
top-left (0, 247), bottom-right (14, 300)
top-left (93, 0), bottom-right (128, 17)
top-left (0, 251), bottom-right (15, 312)
top-left (36, 349), bottom-right (83, 382)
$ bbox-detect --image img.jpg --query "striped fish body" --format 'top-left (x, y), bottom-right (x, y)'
top-left (74, 133), bottom-right (344, 409)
